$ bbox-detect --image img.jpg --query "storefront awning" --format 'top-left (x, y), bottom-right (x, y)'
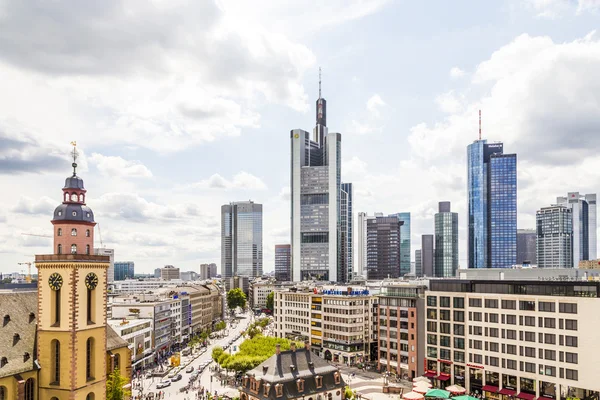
top-left (424, 372), bottom-right (437, 378)
top-left (517, 393), bottom-right (536, 400)
top-left (437, 375), bottom-right (451, 381)
top-left (499, 389), bottom-right (517, 396)
top-left (482, 385), bottom-right (499, 393)
top-left (537, 397), bottom-right (554, 400)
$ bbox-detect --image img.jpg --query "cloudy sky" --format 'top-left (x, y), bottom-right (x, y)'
top-left (1, 0), bottom-right (600, 275)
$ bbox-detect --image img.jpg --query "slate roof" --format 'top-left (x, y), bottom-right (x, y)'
top-left (106, 325), bottom-right (129, 351)
top-left (0, 292), bottom-right (38, 378)
top-left (240, 347), bottom-right (346, 400)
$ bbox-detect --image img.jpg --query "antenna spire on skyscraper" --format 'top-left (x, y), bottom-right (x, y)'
top-left (319, 67), bottom-right (322, 99)
top-left (479, 109), bottom-right (482, 140)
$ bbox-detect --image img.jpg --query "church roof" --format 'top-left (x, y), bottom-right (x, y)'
top-left (0, 292), bottom-right (38, 378)
top-left (106, 325), bottom-right (129, 351)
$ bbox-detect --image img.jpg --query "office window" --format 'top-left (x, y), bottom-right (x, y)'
top-left (524, 332), bottom-right (535, 342)
top-left (501, 300), bottom-right (516, 309)
top-left (427, 309), bottom-right (437, 319)
top-left (427, 321), bottom-right (437, 332)
top-left (454, 324), bottom-right (465, 336)
top-left (506, 329), bottom-right (517, 340)
top-left (427, 296), bottom-right (437, 307)
top-left (565, 369), bottom-right (578, 381)
top-left (506, 315), bottom-right (516, 325)
top-left (469, 298), bottom-right (482, 307)
top-left (489, 328), bottom-right (499, 338)
top-left (427, 334), bottom-right (437, 345)
top-left (565, 319), bottom-right (578, 331)
top-left (473, 326), bottom-right (482, 336)
top-left (544, 318), bottom-right (556, 329)
top-left (485, 299), bottom-right (498, 309)
top-left (453, 297), bottom-right (464, 309)
top-left (489, 357), bottom-right (499, 367)
top-left (489, 313), bottom-right (499, 323)
top-left (440, 349), bottom-right (451, 361)
top-left (440, 297), bottom-right (451, 308)
top-left (544, 334), bottom-right (556, 345)
top-left (472, 312), bottom-right (482, 322)
top-left (489, 342), bottom-right (499, 352)
top-left (507, 359), bottom-right (517, 370)
top-left (539, 302), bottom-right (555, 312)
top-left (454, 351), bottom-right (465, 363)
top-left (565, 353), bottom-right (578, 364)
top-left (559, 303), bottom-right (578, 314)
top-left (525, 363), bottom-right (536, 373)
top-left (473, 354), bottom-right (483, 364)
top-left (427, 347), bottom-right (437, 358)
top-left (454, 311), bottom-right (465, 322)
top-left (440, 310), bottom-right (451, 321)
top-left (454, 337), bottom-right (465, 349)
top-left (440, 336), bottom-right (451, 347)
top-left (524, 316), bottom-right (535, 326)
top-left (440, 323), bottom-right (451, 334)
top-left (524, 347), bottom-right (535, 358)
top-left (473, 340), bottom-right (482, 350)
top-left (565, 336), bottom-right (578, 347)
top-left (519, 301), bottom-right (535, 311)
top-left (544, 366), bottom-right (556, 377)
top-left (544, 350), bottom-right (556, 361)
top-left (506, 344), bottom-right (517, 355)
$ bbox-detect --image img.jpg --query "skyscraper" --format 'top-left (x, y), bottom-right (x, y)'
top-left (366, 215), bottom-right (402, 280)
top-left (415, 249), bottom-right (422, 276)
top-left (536, 205), bottom-right (573, 268)
top-left (467, 140), bottom-right (517, 268)
top-left (274, 244), bottom-right (291, 282)
top-left (356, 212), bottom-right (373, 278)
top-left (434, 201), bottom-right (459, 277)
top-left (200, 263), bottom-right (218, 280)
top-left (114, 261), bottom-right (135, 280)
top-left (291, 72), bottom-right (350, 282)
top-left (556, 192), bottom-right (597, 267)
top-left (394, 212), bottom-right (411, 275)
top-left (221, 201), bottom-right (263, 280)
top-left (516, 229), bottom-right (537, 265)
top-left (341, 182), bottom-right (353, 282)
top-left (421, 234), bottom-right (434, 277)
top-left (94, 247), bottom-right (115, 282)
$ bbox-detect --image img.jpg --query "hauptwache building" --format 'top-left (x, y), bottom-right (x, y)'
top-left (0, 152), bottom-right (131, 400)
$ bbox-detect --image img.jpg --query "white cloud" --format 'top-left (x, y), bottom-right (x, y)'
top-left (435, 91), bottom-right (464, 114)
top-left (348, 94), bottom-right (388, 135)
top-left (11, 196), bottom-right (56, 215)
top-left (366, 94), bottom-right (386, 117)
top-left (449, 67), bottom-right (466, 78)
top-left (526, 0), bottom-right (600, 18)
top-left (191, 172), bottom-right (267, 190)
top-left (89, 153), bottom-right (153, 178)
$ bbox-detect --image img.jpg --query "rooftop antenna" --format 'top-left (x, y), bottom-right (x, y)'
top-left (318, 67), bottom-right (322, 99)
top-left (70, 141), bottom-right (78, 176)
top-left (478, 110), bottom-right (482, 140)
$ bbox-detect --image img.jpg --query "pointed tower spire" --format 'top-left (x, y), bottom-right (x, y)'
top-left (70, 141), bottom-right (78, 176)
top-left (319, 67), bottom-right (322, 99)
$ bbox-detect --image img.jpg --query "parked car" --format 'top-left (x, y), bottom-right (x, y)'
top-left (186, 366), bottom-right (194, 373)
top-left (156, 381), bottom-right (171, 389)
top-left (167, 371), bottom-right (177, 379)
top-left (171, 374), bottom-right (183, 382)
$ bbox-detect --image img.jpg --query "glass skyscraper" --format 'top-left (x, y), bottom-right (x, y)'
top-left (114, 261), bottom-right (135, 281)
top-left (221, 201), bottom-right (263, 280)
top-left (467, 140), bottom-right (517, 268)
top-left (397, 212), bottom-right (411, 275)
top-left (434, 201), bottom-right (458, 277)
top-left (340, 182), bottom-right (353, 282)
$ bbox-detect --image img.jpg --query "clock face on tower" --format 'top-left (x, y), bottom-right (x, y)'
top-left (48, 273), bottom-right (63, 291)
top-left (85, 272), bottom-right (98, 290)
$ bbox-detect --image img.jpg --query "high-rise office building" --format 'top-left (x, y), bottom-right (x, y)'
top-left (366, 215), bottom-right (402, 280)
top-left (415, 249), bottom-right (422, 276)
top-left (536, 205), bottom-right (573, 268)
top-left (160, 264), bottom-right (180, 280)
top-left (556, 192), bottom-right (597, 267)
top-left (356, 212), bottom-right (373, 278)
top-left (395, 212), bottom-right (412, 275)
top-left (200, 263), bottom-right (218, 280)
top-left (421, 234), bottom-right (434, 277)
top-left (434, 201), bottom-right (459, 277)
top-left (516, 229), bottom-right (537, 265)
top-left (340, 183), bottom-right (353, 282)
top-left (114, 261), bottom-right (135, 280)
top-left (467, 140), bottom-right (517, 268)
top-left (274, 244), bottom-right (291, 282)
top-left (94, 247), bottom-right (115, 282)
top-left (291, 75), bottom-right (350, 282)
top-left (221, 201), bottom-right (263, 280)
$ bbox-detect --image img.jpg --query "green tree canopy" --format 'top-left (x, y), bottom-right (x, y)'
top-left (106, 368), bottom-right (131, 400)
top-left (227, 288), bottom-right (247, 310)
top-left (266, 291), bottom-right (274, 311)
top-left (215, 320), bottom-right (227, 331)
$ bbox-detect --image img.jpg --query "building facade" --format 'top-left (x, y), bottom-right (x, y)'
top-left (536, 206), bottom-right (573, 269)
top-left (94, 247), bottom-right (115, 283)
top-left (114, 261), bottom-right (135, 281)
top-left (340, 182), bottom-right (354, 282)
top-left (517, 230), bottom-right (537, 265)
top-left (221, 201), bottom-right (263, 280)
top-left (356, 212), bottom-right (374, 279)
top-left (424, 279), bottom-right (600, 400)
top-left (377, 284), bottom-right (426, 380)
top-left (200, 263), bottom-right (217, 280)
top-left (366, 215), bottom-right (402, 280)
top-left (274, 244), bottom-right (291, 282)
top-left (273, 285), bottom-right (376, 366)
top-left (422, 234), bottom-right (435, 277)
top-left (415, 249), bottom-right (422, 277)
top-left (435, 202), bottom-right (459, 277)
top-left (468, 140), bottom-right (517, 269)
top-left (108, 318), bottom-right (154, 370)
top-left (556, 193), bottom-right (597, 267)
top-left (250, 279), bottom-right (275, 309)
top-left (160, 265), bottom-right (180, 280)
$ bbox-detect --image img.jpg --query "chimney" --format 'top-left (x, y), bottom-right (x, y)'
top-left (276, 343), bottom-right (281, 355)
top-left (290, 342), bottom-right (296, 352)
top-left (304, 339), bottom-right (311, 351)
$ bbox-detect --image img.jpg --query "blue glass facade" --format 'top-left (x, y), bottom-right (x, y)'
top-left (488, 154), bottom-right (517, 268)
top-left (467, 140), bottom-right (517, 268)
top-left (397, 212), bottom-right (411, 275)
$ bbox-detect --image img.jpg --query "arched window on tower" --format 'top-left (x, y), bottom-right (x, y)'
top-left (51, 286), bottom-right (60, 327)
top-left (24, 378), bottom-right (34, 400)
top-left (71, 244), bottom-right (77, 254)
top-left (86, 338), bottom-right (95, 381)
top-left (57, 244), bottom-right (62, 255)
top-left (51, 340), bottom-right (60, 384)
top-left (57, 228), bottom-right (62, 236)
top-left (79, 194), bottom-right (84, 202)
top-left (86, 393), bottom-right (95, 400)
top-left (0, 386), bottom-right (7, 400)
top-left (114, 353), bottom-right (120, 372)
top-left (86, 245), bottom-right (90, 255)
top-left (71, 228), bottom-right (77, 236)
top-left (71, 193), bottom-right (78, 202)
top-left (64, 193), bottom-right (69, 202)
top-left (86, 229), bottom-right (90, 237)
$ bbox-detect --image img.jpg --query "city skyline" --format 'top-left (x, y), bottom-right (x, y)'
top-left (2, 1), bottom-right (600, 274)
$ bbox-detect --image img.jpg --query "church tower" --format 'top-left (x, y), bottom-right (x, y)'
top-left (36, 144), bottom-right (109, 400)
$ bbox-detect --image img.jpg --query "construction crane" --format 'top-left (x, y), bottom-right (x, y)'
top-left (21, 233), bottom-right (52, 238)
top-left (97, 223), bottom-right (104, 248)
top-left (17, 262), bottom-right (33, 283)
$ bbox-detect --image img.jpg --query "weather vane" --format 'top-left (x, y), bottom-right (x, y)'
top-left (70, 141), bottom-right (78, 176)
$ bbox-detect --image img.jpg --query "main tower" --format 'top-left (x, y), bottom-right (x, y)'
top-left (36, 144), bottom-right (109, 400)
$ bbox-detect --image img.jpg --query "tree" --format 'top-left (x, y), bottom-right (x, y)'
top-left (106, 368), bottom-right (131, 400)
top-left (215, 320), bottom-right (227, 331)
top-left (227, 288), bottom-right (247, 310)
top-left (266, 291), bottom-right (274, 312)
top-left (212, 346), bottom-right (224, 362)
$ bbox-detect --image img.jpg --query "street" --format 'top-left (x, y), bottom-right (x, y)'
top-left (132, 311), bottom-right (253, 399)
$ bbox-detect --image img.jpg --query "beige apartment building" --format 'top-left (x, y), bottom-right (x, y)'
top-left (424, 280), bottom-right (600, 400)
top-left (273, 285), bottom-right (376, 366)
